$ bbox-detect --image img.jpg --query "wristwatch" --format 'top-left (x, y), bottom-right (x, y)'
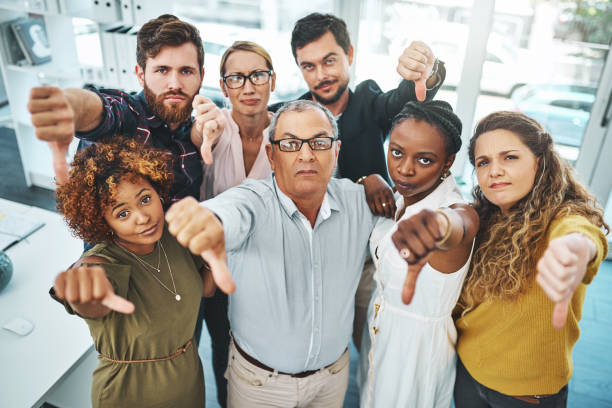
top-left (426, 58), bottom-right (444, 90)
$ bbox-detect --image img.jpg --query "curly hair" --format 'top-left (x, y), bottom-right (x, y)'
top-left (457, 111), bottom-right (608, 316)
top-left (56, 138), bottom-right (173, 244)
top-left (391, 100), bottom-right (463, 155)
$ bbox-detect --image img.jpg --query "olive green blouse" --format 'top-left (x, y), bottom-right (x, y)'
top-left (54, 224), bottom-right (206, 408)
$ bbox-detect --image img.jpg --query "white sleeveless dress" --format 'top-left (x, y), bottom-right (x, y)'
top-left (359, 177), bottom-right (473, 408)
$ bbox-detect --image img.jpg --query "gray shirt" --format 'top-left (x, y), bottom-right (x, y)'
top-left (203, 175), bottom-right (376, 373)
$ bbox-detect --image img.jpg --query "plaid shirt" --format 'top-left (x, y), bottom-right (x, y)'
top-left (77, 87), bottom-right (202, 203)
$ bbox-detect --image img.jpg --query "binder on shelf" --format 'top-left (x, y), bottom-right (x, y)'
top-left (0, 18), bottom-right (28, 66)
top-left (91, 0), bottom-right (121, 24)
top-left (99, 24), bottom-right (123, 86)
top-left (132, 1), bottom-right (164, 25)
top-left (112, 25), bottom-right (133, 90)
top-left (120, 0), bottom-right (134, 25)
top-left (11, 17), bottom-right (52, 66)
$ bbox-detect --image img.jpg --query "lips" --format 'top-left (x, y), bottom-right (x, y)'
top-left (315, 80), bottom-right (337, 91)
top-left (241, 98), bottom-right (260, 106)
top-left (393, 180), bottom-right (417, 192)
top-left (296, 169), bottom-right (318, 176)
top-left (490, 182), bottom-right (511, 189)
top-left (139, 223), bottom-right (159, 236)
top-left (163, 93), bottom-right (186, 103)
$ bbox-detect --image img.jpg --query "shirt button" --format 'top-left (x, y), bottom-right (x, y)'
top-left (315, 296), bottom-right (319, 301)
top-left (314, 328), bottom-right (319, 333)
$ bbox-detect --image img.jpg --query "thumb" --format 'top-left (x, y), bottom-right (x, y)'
top-left (401, 255), bottom-right (428, 304)
top-left (101, 292), bottom-right (135, 314)
top-left (201, 246), bottom-right (235, 295)
top-left (201, 121), bottom-right (217, 165)
top-left (49, 141), bottom-right (69, 185)
top-left (192, 94), bottom-right (205, 109)
top-left (552, 298), bottom-right (570, 330)
top-left (414, 76), bottom-right (427, 102)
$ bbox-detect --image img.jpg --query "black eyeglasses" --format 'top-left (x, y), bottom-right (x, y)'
top-left (270, 136), bottom-right (337, 152)
top-left (222, 70), bottom-right (273, 89)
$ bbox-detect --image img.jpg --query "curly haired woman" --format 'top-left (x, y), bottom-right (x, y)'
top-left (51, 138), bottom-right (215, 408)
top-left (453, 112), bottom-right (609, 407)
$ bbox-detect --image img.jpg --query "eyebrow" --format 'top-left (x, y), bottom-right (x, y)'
top-left (111, 188), bottom-right (150, 213)
top-left (226, 69), bottom-right (267, 76)
top-left (389, 143), bottom-right (438, 157)
top-left (278, 131), bottom-right (330, 140)
top-left (299, 52), bottom-right (338, 67)
top-left (474, 149), bottom-right (520, 162)
top-left (151, 64), bottom-right (197, 71)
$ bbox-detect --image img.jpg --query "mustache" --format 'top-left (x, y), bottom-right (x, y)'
top-left (314, 80), bottom-right (337, 90)
top-left (161, 90), bottom-right (189, 99)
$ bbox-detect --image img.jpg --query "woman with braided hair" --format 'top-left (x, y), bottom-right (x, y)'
top-left (453, 112), bottom-right (608, 407)
top-left (50, 138), bottom-right (215, 407)
top-left (359, 100), bottom-right (479, 407)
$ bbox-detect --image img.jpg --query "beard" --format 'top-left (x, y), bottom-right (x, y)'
top-left (311, 77), bottom-right (349, 106)
top-left (143, 82), bottom-right (195, 125)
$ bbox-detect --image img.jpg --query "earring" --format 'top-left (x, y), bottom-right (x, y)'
top-left (440, 170), bottom-right (450, 181)
top-left (160, 197), bottom-right (165, 204)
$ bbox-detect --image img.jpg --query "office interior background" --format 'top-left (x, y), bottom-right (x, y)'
top-left (0, 0), bottom-right (611, 407)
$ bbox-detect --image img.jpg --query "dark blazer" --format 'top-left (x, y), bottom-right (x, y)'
top-left (270, 67), bottom-right (445, 184)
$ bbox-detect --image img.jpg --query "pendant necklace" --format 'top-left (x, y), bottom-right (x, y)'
top-left (117, 240), bottom-right (181, 301)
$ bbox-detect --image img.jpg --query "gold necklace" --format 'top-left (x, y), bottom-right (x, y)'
top-left (117, 241), bottom-right (181, 301)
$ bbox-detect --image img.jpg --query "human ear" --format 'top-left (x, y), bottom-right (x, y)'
top-left (265, 144), bottom-right (275, 170)
top-left (136, 64), bottom-right (145, 86)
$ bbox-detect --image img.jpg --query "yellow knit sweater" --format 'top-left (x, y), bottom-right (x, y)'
top-left (455, 215), bottom-right (608, 395)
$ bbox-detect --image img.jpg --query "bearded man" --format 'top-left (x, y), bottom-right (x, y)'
top-left (28, 14), bottom-right (223, 202)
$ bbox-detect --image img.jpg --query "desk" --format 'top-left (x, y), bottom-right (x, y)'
top-left (0, 198), bottom-right (96, 408)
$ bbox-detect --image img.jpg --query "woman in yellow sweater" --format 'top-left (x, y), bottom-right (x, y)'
top-left (453, 111), bottom-right (609, 407)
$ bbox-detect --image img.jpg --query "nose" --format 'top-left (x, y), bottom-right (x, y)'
top-left (134, 209), bottom-right (150, 224)
top-left (489, 160), bottom-right (503, 177)
top-left (397, 158), bottom-right (415, 177)
top-left (167, 70), bottom-right (183, 91)
top-left (242, 78), bottom-right (255, 94)
top-left (315, 65), bottom-right (328, 82)
top-left (297, 142), bottom-right (316, 162)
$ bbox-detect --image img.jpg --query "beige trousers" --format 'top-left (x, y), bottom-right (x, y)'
top-left (225, 341), bottom-right (350, 408)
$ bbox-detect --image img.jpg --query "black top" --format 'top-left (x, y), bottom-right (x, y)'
top-left (270, 68), bottom-right (445, 184)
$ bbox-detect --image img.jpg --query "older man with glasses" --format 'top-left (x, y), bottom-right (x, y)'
top-left (167, 100), bottom-right (382, 407)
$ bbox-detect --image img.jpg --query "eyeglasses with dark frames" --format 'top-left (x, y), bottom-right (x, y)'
top-left (270, 136), bottom-right (337, 152)
top-left (222, 70), bottom-right (273, 89)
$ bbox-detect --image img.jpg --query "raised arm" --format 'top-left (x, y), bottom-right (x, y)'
top-left (391, 203), bottom-right (479, 304)
top-left (396, 41), bottom-right (443, 102)
top-left (190, 95), bottom-right (226, 165)
top-left (27, 86), bottom-right (103, 183)
top-left (53, 256), bottom-right (135, 319)
top-left (165, 196), bottom-right (235, 295)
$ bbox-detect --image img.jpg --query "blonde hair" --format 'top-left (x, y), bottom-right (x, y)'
top-left (458, 111), bottom-right (608, 316)
top-left (219, 41), bottom-right (274, 77)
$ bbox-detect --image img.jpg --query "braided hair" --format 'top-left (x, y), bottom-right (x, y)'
top-left (391, 100), bottom-right (462, 155)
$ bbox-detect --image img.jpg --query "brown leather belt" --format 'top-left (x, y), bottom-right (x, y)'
top-left (233, 340), bottom-right (335, 378)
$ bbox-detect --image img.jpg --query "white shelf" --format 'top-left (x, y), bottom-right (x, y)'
top-left (6, 63), bottom-right (82, 81)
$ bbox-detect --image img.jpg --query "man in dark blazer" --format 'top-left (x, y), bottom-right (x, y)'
top-left (271, 12), bottom-right (445, 219)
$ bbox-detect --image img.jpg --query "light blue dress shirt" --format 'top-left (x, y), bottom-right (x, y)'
top-left (203, 175), bottom-right (376, 373)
